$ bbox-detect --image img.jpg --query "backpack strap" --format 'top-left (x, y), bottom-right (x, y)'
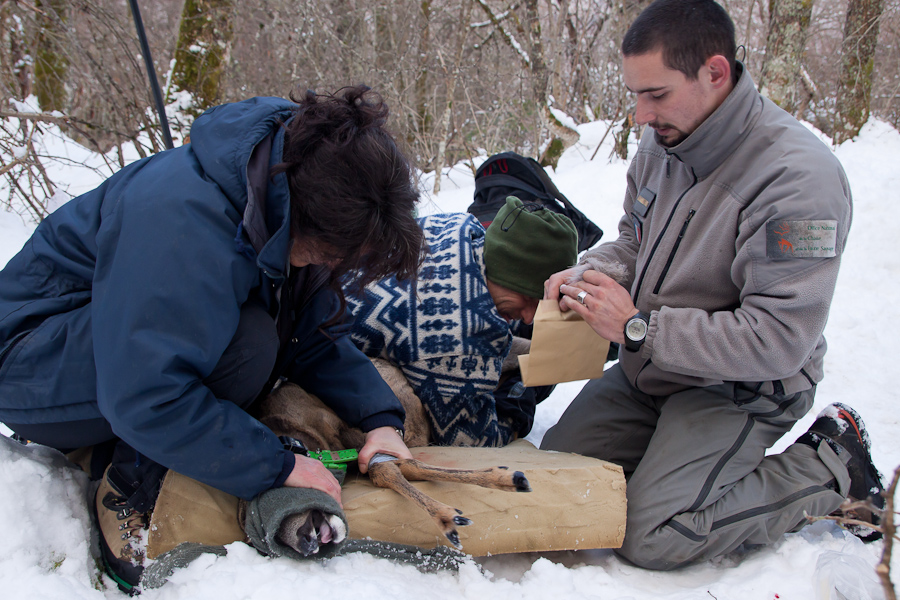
top-left (474, 174), bottom-right (558, 206)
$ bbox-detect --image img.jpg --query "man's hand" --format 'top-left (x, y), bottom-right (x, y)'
top-left (284, 454), bottom-right (344, 507)
top-left (544, 266), bottom-right (583, 306)
top-left (358, 426), bottom-right (412, 474)
top-left (557, 269), bottom-right (638, 344)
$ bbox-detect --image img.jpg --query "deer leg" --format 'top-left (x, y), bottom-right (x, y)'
top-left (394, 459), bottom-right (532, 493)
top-left (368, 459), bottom-right (472, 549)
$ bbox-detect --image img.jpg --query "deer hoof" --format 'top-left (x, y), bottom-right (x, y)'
top-left (513, 471), bottom-right (531, 492)
top-left (453, 515), bottom-right (472, 527)
top-left (446, 530), bottom-right (463, 549)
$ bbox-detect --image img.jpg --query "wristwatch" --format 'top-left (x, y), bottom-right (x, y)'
top-left (624, 311), bottom-right (650, 352)
top-left (279, 435), bottom-right (308, 456)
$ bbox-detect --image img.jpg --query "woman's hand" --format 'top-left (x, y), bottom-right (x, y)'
top-left (284, 454), bottom-right (344, 507)
top-left (358, 426), bottom-right (413, 474)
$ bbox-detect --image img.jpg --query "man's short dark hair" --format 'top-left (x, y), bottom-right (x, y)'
top-left (622, 0), bottom-right (736, 80)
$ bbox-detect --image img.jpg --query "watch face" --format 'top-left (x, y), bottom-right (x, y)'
top-left (626, 317), bottom-right (648, 341)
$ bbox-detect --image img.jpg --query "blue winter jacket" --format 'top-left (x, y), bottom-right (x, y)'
top-left (0, 97), bottom-right (405, 499)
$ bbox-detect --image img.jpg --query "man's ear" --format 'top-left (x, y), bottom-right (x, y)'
top-left (705, 55), bottom-right (732, 90)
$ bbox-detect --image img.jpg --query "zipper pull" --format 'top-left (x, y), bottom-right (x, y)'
top-left (665, 154), bottom-right (671, 178)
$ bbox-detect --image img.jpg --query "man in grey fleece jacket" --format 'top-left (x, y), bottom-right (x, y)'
top-left (541, 0), bottom-right (884, 570)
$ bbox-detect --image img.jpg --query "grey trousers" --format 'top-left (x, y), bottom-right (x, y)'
top-left (540, 364), bottom-right (849, 570)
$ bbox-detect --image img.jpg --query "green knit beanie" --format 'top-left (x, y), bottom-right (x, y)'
top-left (484, 196), bottom-right (578, 298)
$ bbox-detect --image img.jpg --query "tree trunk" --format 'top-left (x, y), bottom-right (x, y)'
top-left (375, 4), bottom-right (395, 74)
top-left (334, 0), bottom-right (362, 56)
top-left (415, 0), bottom-right (433, 146)
top-left (0, 2), bottom-right (32, 99)
top-left (758, 0), bottom-right (814, 115)
top-left (170, 0), bottom-right (237, 118)
top-left (605, 0), bottom-right (652, 161)
top-left (833, 0), bottom-right (884, 144)
top-left (518, 0), bottom-right (577, 169)
top-left (433, 1), bottom-right (471, 194)
top-left (33, 0), bottom-right (70, 112)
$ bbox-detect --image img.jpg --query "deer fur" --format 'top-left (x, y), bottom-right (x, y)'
top-left (255, 358), bottom-right (431, 452)
top-left (252, 358), bottom-right (531, 553)
top-left (565, 256), bottom-right (630, 287)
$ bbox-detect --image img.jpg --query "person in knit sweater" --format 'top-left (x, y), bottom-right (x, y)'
top-left (345, 197), bottom-right (577, 447)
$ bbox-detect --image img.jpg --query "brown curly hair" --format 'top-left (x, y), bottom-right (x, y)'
top-left (272, 85), bottom-right (427, 310)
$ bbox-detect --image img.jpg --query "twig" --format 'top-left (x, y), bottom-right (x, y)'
top-left (805, 467), bottom-right (899, 600)
top-left (877, 466), bottom-right (899, 600)
top-left (807, 512), bottom-right (892, 536)
top-left (589, 118), bottom-right (617, 161)
top-left (805, 496), bottom-right (896, 537)
top-left (472, 0), bottom-right (531, 68)
top-left (0, 109), bottom-right (70, 124)
top-left (0, 156), bottom-right (27, 178)
top-left (1, 109), bottom-right (138, 150)
top-left (9, 0), bottom-right (45, 17)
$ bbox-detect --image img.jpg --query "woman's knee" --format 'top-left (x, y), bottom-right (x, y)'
top-left (204, 301), bottom-right (279, 408)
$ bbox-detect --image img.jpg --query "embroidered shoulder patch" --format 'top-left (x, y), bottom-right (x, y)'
top-left (766, 220), bottom-right (838, 259)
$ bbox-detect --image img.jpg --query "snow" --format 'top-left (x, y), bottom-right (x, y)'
top-left (549, 105), bottom-right (579, 132)
top-left (1, 115), bottom-right (899, 599)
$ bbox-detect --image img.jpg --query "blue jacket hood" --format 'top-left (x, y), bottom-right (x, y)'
top-left (191, 97), bottom-right (297, 279)
top-left (190, 97), bottom-right (295, 207)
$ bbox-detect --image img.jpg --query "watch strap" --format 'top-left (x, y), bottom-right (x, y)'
top-left (623, 311), bottom-right (650, 352)
top-left (279, 435), bottom-right (308, 456)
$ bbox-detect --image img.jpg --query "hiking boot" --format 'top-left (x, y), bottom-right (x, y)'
top-left (796, 402), bottom-right (885, 542)
top-left (93, 466), bottom-right (149, 594)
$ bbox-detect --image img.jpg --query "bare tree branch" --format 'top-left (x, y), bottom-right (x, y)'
top-left (805, 467), bottom-right (899, 600)
top-left (877, 466), bottom-right (899, 600)
top-left (473, 0), bottom-right (531, 67)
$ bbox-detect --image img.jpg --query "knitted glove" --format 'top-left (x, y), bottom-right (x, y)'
top-left (242, 486), bottom-right (348, 560)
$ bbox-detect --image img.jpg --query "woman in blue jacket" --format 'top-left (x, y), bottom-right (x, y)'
top-left (0, 85), bottom-right (426, 589)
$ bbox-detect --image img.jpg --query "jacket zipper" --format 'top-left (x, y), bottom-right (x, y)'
top-left (295, 267), bottom-right (331, 316)
top-left (632, 169), bottom-right (699, 302)
top-left (652, 209), bottom-right (696, 295)
top-left (257, 266), bottom-right (332, 402)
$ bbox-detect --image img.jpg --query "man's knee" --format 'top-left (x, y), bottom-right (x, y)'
top-left (614, 471), bottom-right (704, 570)
top-left (615, 529), bottom-right (684, 571)
top-left (539, 421), bottom-right (567, 451)
top-left (616, 503), bottom-right (703, 571)
top-left (538, 376), bottom-right (613, 453)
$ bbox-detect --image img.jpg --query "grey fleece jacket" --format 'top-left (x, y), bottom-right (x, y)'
top-left (584, 64), bottom-right (852, 396)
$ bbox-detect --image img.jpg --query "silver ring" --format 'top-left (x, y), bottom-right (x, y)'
top-left (576, 290), bottom-right (588, 305)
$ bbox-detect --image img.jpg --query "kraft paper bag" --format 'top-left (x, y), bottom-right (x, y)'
top-left (146, 441), bottom-right (627, 558)
top-left (341, 440), bottom-right (626, 555)
top-left (519, 300), bottom-right (610, 386)
top-left (147, 470), bottom-right (246, 559)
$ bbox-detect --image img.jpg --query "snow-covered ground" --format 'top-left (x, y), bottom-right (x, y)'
top-left (1, 113), bottom-right (898, 599)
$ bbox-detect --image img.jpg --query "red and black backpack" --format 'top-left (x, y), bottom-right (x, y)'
top-left (468, 152), bottom-right (603, 252)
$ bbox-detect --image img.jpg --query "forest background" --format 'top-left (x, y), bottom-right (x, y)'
top-left (1, 0), bottom-right (897, 223)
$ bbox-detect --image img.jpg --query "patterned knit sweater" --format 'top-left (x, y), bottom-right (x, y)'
top-left (345, 213), bottom-right (515, 447)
